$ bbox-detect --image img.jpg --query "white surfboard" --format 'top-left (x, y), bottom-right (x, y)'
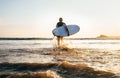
top-left (52, 25), bottom-right (80, 37)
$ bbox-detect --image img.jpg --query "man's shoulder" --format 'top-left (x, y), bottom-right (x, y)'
top-left (58, 21), bottom-right (65, 23)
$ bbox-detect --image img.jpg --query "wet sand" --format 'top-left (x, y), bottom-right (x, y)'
top-left (0, 48), bottom-right (120, 78)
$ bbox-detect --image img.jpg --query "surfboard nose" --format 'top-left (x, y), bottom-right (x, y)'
top-left (52, 30), bottom-right (55, 36)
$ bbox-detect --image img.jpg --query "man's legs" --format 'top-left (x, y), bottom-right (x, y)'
top-left (57, 36), bottom-right (63, 46)
top-left (57, 37), bottom-right (60, 46)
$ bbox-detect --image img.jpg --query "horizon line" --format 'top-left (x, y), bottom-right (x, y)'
top-left (0, 37), bottom-right (120, 40)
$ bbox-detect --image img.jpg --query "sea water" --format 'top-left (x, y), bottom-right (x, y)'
top-left (0, 39), bottom-right (120, 50)
top-left (0, 39), bottom-right (120, 77)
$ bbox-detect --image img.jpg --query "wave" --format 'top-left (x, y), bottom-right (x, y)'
top-left (0, 61), bottom-right (119, 78)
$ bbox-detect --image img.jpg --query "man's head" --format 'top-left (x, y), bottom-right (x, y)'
top-left (59, 18), bottom-right (63, 22)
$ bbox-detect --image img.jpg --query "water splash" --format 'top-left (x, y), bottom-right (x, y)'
top-left (51, 37), bottom-right (74, 50)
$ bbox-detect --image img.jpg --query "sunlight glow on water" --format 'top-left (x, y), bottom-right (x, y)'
top-left (0, 40), bottom-right (120, 50)
top-left (0, 40), bottom-right (120, 76)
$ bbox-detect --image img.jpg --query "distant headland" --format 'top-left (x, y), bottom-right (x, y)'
top-left (97, 34), bottom-right (120, 39)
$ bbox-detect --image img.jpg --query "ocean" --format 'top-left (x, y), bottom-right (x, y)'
top-left (0, 38), bottom-right (120, 78)
top-left (0, 39), bottom-right (120, 50)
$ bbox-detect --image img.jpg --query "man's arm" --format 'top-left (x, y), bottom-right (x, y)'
top-left (56, 23), bottom-right (58, 28)
top-left (63, 24), bottom-right (70, 36)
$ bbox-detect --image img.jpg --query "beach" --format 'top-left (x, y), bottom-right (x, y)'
top-left (1, 0), bottom-right (120, 77)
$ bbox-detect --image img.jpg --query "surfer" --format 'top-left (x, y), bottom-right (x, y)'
top-left (56, 18), bottom-right (70, 46)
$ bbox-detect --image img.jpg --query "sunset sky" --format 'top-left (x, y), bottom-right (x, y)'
top-left (0, 0), bottom-right (120, 38)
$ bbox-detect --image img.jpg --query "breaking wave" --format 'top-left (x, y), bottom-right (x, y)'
top-left (0, 61), bottom-right (119, 78)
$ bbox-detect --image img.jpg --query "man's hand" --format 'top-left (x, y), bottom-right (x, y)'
top-left (68, 32), bottom-right (70, 36)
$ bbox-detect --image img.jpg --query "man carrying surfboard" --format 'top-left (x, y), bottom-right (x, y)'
top-left (52, 18), bottom-right (80, 47)
top-left (56, 18), bottom-right (70, 46)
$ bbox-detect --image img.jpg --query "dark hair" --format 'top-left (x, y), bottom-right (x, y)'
top-left (59, 18), bottom-right (63, 22)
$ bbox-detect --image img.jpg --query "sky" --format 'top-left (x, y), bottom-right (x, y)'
top-left (0, 0), bottom-right (120, 38)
